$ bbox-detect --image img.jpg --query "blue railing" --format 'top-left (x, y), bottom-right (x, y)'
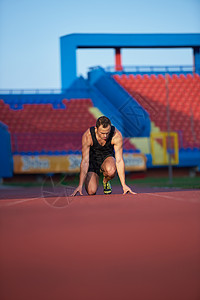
top-left (0, 65), bottom-right (198, 95)
top-left (105, 65), bottom-right (194, 75)
top-left (0, 88), bottom-right (65, 95)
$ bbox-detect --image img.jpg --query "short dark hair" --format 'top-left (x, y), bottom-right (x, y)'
top-left (96, 116), bottom-right (111, 129)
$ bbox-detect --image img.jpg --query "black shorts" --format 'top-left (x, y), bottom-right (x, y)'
top-left (88, 154), bottom-right (114, 176)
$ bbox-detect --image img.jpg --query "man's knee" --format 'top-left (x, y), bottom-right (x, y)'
top-left (85, 172), bottom-right (99, 195)
top-left (86, 186), bottom-right (97, 195)
top-left (104, 165), bottom-right (116, 178)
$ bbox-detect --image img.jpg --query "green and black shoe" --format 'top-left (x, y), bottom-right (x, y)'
top-left (103, 180), bottom-right (112, 195)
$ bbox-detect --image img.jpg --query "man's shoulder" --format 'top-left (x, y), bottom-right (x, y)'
top-left (114, 128), bottom-right (122, 137)
top-left (82, 128), bottom-right (93, 145)
top-left (83, 128), bottom-right (91, 138)
top-left (112, 128), bottom-right (122, 143)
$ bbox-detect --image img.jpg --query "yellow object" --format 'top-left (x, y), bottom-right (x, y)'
top-left (13, 153), bottom-right (146, 174)
top-left (129, 137), bottom-right (150, 154)
top-left (13, 155), bottom-right (82, 173)
top-left (89, 107), bottom-right (103, 119)
top-left (150, 132), bottom-right (179, 165)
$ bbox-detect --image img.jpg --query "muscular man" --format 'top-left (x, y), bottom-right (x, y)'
top-left (72, 116), bottom-right (136, 196)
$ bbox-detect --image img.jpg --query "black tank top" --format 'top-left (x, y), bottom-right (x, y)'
top-left (89, 126), bottom-right (115, 167)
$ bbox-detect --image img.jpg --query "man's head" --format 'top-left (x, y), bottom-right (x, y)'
top-left (96, 116), bottom-right (111, 129)
top-left (96, 116), bottom-right (111, 141)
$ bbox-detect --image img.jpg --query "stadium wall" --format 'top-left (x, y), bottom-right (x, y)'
top-left (0, 122), bottom-right (13, 178)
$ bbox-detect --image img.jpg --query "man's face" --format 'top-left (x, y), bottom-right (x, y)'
top-left (97, 125), bottom-right (111, 141)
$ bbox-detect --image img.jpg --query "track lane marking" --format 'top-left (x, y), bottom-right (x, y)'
top-left (147, 192), bottom-right (200, 203)
top-left (0, 197), bottom-right (41, 207)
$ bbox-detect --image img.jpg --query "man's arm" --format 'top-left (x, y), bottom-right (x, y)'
top-left (71, 130), bottom-right (91, 196)
top-left (113, 131), bottom-right (136, 195)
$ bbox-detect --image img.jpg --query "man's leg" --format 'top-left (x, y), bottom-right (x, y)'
top-left (85, 172), bottom-right (99, 195)
top-left (101, 156), bottom-right (116, 183)
top-left (101, 157), bottom-right (116, 194)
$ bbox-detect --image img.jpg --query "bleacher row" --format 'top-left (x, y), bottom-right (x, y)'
top-left (0, 99), bottom-right (96, 153)
top-left (113, 73), bottom-right (200, 149)
top-left (0, 98), bottom-right (137, 154)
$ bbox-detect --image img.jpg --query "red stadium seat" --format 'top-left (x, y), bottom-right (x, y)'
top-left (0, 98), bottom-right (96, 153)
top-left (112, 74), bottom-right (200, 149)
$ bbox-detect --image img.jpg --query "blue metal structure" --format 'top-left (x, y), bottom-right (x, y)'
top-left (0, 122), bottom-right (13, 177)
top-left (88, 67), bottom-right (150, 137)
top-left (60, 33), bottom-right (200, 88)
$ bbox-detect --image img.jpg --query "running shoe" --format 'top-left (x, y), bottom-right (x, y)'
top-left (103, 180), bottom-right (112, 194)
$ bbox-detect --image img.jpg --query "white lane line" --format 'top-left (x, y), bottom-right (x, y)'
top-left (0, 197), bottom-right (41, 207)
top-left (147, 192), bottom-right (200, 203)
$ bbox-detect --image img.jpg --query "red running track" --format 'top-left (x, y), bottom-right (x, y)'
top-left (0, 189), bottom-right (200, 300)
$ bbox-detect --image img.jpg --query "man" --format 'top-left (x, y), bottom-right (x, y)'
top-left (72, 116), bottom-right (136, 196)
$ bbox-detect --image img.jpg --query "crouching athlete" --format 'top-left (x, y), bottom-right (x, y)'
top-left (71, 116), bottom-right (136, 196)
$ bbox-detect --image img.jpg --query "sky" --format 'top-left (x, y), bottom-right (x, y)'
top-left (0, 0), bottom-right (200, 90)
